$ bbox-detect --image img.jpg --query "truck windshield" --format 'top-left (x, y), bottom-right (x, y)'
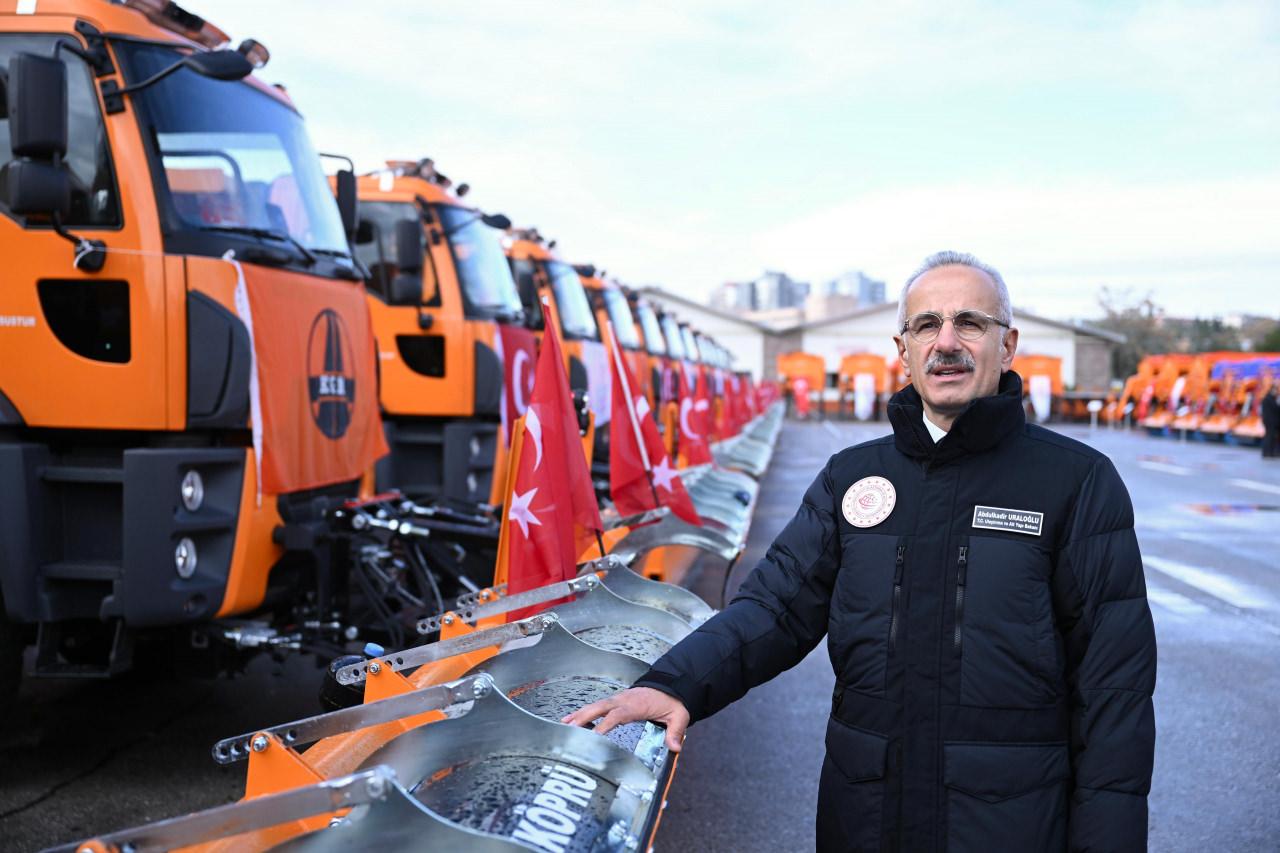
top-left (633, 301), bottom-right (666, 356)
top-left (681, 326), bottom-right (702, 362)
top-left (117, 43), bottom-right (349, 261)
top-left (434, 205), bottom-right (522, 319)
top-left (602, 288), bottom-right (641, 349)
top-left (660, 315), bottom-right (686, 360)
top-left (546, 261), bottom-right (599, 340)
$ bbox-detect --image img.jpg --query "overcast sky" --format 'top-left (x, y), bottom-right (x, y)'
top-left (213, 0), bottom-right (1279, 321)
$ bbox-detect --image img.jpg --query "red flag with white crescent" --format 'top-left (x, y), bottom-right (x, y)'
top-left (608, 330), bottom-right (700, 525)
top-left (504, 304), bottom-right (604, 613)
top-left (496, 323), bottom-right (538, 444)
top-left (678, 365), bottom-right (714, 465)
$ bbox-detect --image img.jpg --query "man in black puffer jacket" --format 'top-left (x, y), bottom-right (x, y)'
top-left (565, 251), bottom-right (1156, 852)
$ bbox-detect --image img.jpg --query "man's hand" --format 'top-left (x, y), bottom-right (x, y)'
top-left (560, 687), bottom-right (690, 752)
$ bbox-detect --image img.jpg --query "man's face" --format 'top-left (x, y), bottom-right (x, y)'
top-left (893, 264), bottom-right (1018, 419)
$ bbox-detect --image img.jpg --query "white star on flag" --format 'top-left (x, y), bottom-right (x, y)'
top-left (508, 487), bottom-right (543, 537)
top-left (652, 455), bottom-right (679, 494)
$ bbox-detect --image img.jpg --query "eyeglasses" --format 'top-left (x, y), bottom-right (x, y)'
top-left (901, 309), bottom-right (1010, 343)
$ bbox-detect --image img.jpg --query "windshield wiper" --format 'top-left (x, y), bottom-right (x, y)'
top-left (197, 225), bottom-right (317, 266)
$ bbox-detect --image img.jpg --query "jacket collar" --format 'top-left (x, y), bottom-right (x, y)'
top-left (887, 371), bottom-right (1025, 464)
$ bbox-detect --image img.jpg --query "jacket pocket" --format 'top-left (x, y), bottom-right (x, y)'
top-left (888, 541), bottom-right (906, 656)
top-left (818, 717), bottom-right (888, 852)
top-left (957, 536), bottom-right (1059, 706)
top-left (943, 741), bottom-right (1069, 853)
top-left (832, 533), bottom-right (901, 695)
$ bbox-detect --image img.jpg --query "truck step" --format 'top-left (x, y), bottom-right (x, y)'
top-left (38, 464), bottom-right (125, 485)
top-left (389, 431), bottom-right (445, 445)
top-left (33, 620), bottom-right (133, 679)
top-left (40, 561), bottom-right (122, 581)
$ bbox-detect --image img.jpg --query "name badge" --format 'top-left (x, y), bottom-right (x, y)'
top-left (972, 505), bottom-right (1043, 536)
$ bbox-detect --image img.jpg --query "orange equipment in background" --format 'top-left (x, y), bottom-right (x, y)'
top-left (1011, 354), bottom-right (1063, 424)
top-left (836, 353), bottom-right (888, 421)
top-left (1136, 355), bottom-right (1195, 427)
top-left (777, 352), bottom-right (827, 418)
top-left (1103, 355), bottom-right (1160, 424)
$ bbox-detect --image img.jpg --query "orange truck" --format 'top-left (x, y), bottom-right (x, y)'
top-left (0, 0), bottom-right (414, 703)
top-left (776, 351), bottom-right (827, 417)
top-left (836, 353), bottom-right (888, 420)
top-left (626, 290), bottom-right (670, 416)
top-left (350, 157), bottom-right (526, 508)
top-left (584, 274), bottom-right (651, 413)
top-left (504, 229), bottom-right (610, 477)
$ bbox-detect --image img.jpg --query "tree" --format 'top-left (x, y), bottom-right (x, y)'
top-left (1258, 323), bottom-right (1280, 354)
top-left (1178, 317), bottom-right (1242, 353)
top-left (1094, 287), bottom-right (1177, 379)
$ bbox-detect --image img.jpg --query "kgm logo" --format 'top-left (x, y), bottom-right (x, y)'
top-left (307, 309), bottom-right (357, 439)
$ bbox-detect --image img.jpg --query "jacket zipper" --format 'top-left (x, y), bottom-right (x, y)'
top-left (953, 544), bottom-right (968, 655)
top-left (888, 544), bottom-right (905, 653)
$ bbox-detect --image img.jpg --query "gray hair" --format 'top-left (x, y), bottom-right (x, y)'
top-left (896, 250), bottom-right (1013, 333)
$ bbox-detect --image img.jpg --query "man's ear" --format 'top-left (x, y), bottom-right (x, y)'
top-left (1000, 327), bottom-right (1019, 371)
top-left (893, 334), bottom-right (910, 375)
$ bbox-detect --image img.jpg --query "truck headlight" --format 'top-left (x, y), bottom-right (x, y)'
top-left (175, 537), bottom-right (198, 579)
top-left (181, 470), bottom-right (204, 512)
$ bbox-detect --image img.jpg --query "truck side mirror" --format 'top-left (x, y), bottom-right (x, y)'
top-left (4, 160), bottom-right (70, 217)
top-left (388, 271), bottom-right (421, 306)
top-left (2, 53), bottom-right (71, 218)
top-left (394, 218), bottom-right (424, 273)
top-left (182, 49), bottom-right (253, 82)
top-left (8, 53), bottom-right (68, 160)
top-left (386, 219), bottom-right (425, 306)
top-left (334, 168), bottom-right (358, 239)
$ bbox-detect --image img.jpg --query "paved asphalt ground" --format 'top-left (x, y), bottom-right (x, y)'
top-left (3, 418), bottom-right (1278, 851)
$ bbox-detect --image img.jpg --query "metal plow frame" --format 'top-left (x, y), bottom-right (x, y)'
top-left (354, 679), bottom-right (664, 852)
top-left (593, 558), bottom-right (717, 627)
top-left (418, 576), bottom-right (697, 661)
top-left (44, 767), bottom-right (532, 853)
top-left (465, 619), bottom-right (650, 688)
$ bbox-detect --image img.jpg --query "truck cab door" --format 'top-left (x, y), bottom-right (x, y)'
top-left (0, 35), bottom-right (168, 431)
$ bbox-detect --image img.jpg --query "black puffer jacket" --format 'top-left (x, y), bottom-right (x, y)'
top-left (636, 372), bottom-right (1156, 852)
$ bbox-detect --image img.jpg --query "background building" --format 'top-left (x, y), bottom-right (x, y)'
top-left (640, 287), bottom-right (1122, 392)
top-left (709, 270), bottom-right (811, 314)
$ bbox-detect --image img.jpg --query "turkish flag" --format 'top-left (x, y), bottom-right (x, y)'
top-left (233, 261), bottom-right (387, 496)
top-left (758, 379), bottom-right (780, 409)
top-left (496, 323), bottom-right (538, 444)
top-left (504, 304), bottom-right (604, 612)
top-left (725, 373), bottom-right (744, 436)
top-left (608, 335), bottom-right (700, 526)
top-left (793, 376), bottom-right (812, 418)
top-left (678, 366), bottom-right (714, 465)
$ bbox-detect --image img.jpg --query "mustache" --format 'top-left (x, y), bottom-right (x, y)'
top-left (924, 351), bottom-right (977, 374)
